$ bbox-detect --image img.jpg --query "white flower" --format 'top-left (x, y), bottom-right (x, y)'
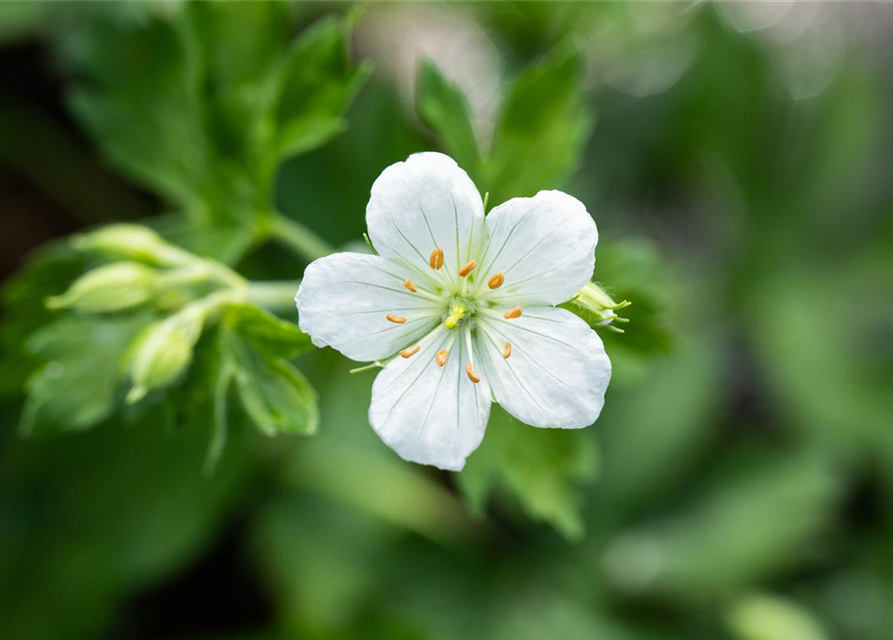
top-left (295, 152), bottom-right (611, 471)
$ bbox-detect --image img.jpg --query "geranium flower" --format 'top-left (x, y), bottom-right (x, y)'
top-left (295, 153), bottom-right (611, 470)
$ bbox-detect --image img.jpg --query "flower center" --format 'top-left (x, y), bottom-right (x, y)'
top-left (380, 246), bottom-right (524, 384)
top-left (443, 297), bottom-right (474, 330)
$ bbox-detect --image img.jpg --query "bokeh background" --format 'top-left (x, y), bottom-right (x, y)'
top-left (1, 2), bottom-right (892, 639)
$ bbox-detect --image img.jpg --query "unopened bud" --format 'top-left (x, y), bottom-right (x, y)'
top-left (46, 262), bottom-right (159, 313)
top-left (73, 224), bottom-right (187, 266)
top-left (127, 306), bottom-right (204, 403)
top-left (560, 282), bottom-right (631, 332)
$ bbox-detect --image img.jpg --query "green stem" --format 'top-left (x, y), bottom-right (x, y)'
top-left (246, 280), bottom-right (302, 313)
top-left (269, 214), bottom-right (335, 262)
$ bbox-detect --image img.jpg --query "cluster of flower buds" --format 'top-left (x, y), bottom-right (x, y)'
top-left (48, 224), bottom-right (250, 404)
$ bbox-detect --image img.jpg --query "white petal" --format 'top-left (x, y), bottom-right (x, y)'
top-left (476, 306), bottom-right (611, 428)
top-left (477, 191), bottom-right (597, 306)
top-left (368, 331), bottom-right (491, 471)
top-left (295, 252), bottom-right (442, 362)
top-left (366, 152), bottom-right (486, 285)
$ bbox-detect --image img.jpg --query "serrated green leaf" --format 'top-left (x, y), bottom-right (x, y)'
top-left (483, 45), bottom-right (593, 205)
top-left (223, 327), bottom-right (318, 436)
top-left (0, 244), bottom-right (90, 398)
top-left (274, 14), bottom-right (371, 160)
top-left (19, 313), bottom-right (154, 436)
top-left (416, 58), bottom-right (481, 178)
top-left (63, 5), bottom-right (368, 243)
top-left (458, 405), bottom-right (599, 540)
top-left (183, 1), bottom-right (291, 170)
top-left (66, 13), bottom-right (210, 217)
top-left (223, 303), bottom-right (312, 359)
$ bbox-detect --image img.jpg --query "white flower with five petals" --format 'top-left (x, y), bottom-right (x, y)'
top-left (295, 152), bottom-right (611, 470)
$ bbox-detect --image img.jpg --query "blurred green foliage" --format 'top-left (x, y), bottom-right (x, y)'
top-left (1, 2), bottom-right (892, 640)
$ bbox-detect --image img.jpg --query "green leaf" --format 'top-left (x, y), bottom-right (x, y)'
top-left (274, 14), bottom-right (371, 160)
top-left (0, 244), bottom-right (90, 398)
top-left (182, 1), bottom-right (291, 172)
top-left (18, 313), bottom-right (154, 436)
top-left (223, 303), bottom-right (313, 359)
top-left (483, 45), bottom-right (593, 205)
top-left (223, 327), bottom-right (318, 436)
top-left (63, 6), bottom-right (368, 242)
top-left (458, 405), bottom-right (599, 540)
top-left (66, 13), bottom-right (211, 218)
top-left (416, 58), bottom-right (481, 178)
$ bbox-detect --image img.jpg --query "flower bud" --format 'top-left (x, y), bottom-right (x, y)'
top-left (73, 224), bottom-right (186, 266)
top-left (126, 306), bottom-right (205, 403)
top-left (46, 262), bottom-right (159, 313)
top-left (561, 282), bottom-right (631, 332)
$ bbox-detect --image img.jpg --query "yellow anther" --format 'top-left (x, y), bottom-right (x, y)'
top-left (403, 279), bottom-right (418, 293)
top-left (400, 345), bottom-right (420, 358)
top-left (504, 306), bottom-right (523, 319)
top-left (435, 349), bottom-right (448, 367)
top-left (465, 361), bottom-right (480, 383)
top-left (503, 341), bottom-right (512, 359)
top-left (429, 247), bottom-right (444, 270)
top-left (458, 260), bottom-right (477, 278)
top-left (386, 314), bottom-right (406, 324)
top-left (488, 272), bottom-right (504, 289)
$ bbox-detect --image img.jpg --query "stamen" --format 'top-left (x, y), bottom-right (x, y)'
top-left (386, 314), bottom-right (407, 324)
top-left (458, 260), bottom-right (477, 278)
top-left (488, 272), bottom-right (504, 289)
top-left (429, 247), bottom-right (444, 270)
top-left (504, 306), bottom-right (523, 319)
top-left (403, 279), bottom-right (418, 293)
top-left (435, 349), bottom-right (448, 367)
top-left (503, 341), bottom-right (512, 359)
top-left (400, 345), bottom-right (420, 358)
top-left (463, 328), bottom-right (480, 383)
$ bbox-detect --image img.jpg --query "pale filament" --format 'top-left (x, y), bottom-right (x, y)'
top-left (464, 328), bottom-right (480, 383)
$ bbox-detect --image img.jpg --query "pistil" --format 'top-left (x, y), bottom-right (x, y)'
top-left (443, 301), bottom-right (467, 329)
